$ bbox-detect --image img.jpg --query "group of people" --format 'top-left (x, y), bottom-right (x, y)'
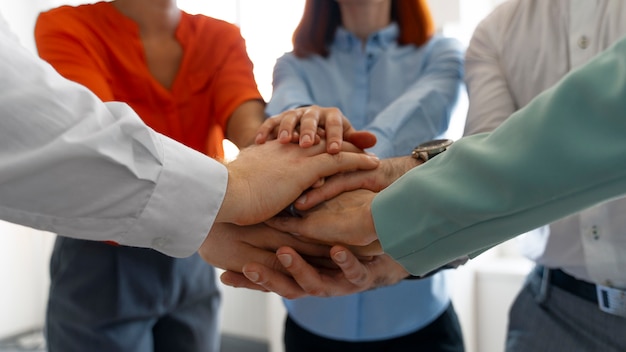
top-left (1, 0), bottom-right (625, 351)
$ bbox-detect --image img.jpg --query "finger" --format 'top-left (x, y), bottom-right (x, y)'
top-left (275, 247), bottom-right (338, 297)
top-left (290, 131), bottom-right (300, 143)
top-left (241, 262), bottom-right (309, 299)
top-left (309, 151), bottom-right (379, 180)
top-left (265, 216), bottom-right (309, 238)
top-left (298, 107), bottom-right (320, 148)
top-left (277, 109), bottom-right (303, 143)
top-left (255, 116), bottom-right (282, 145)
top-left (346, 131), bottom-right (377, 150)
top-left (345, 240), bottom-right (384, 257)
top-left (330, 246), bottom-right (371, 286)
top-left (311, 177), bottom-right (325, 188)
top-left (322, 108), bottom-right (347, 154)
top-left (294, 174), bottom-right (361, 210)
top-left (220, 271), bottom-right (269, 292)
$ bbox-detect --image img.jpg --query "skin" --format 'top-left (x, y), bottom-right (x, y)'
top-left (217, 153), bottom-right (423, 297)
top-left (199, 223), bottom-right (333, 277)
top-left (113, 0), bottom-right (340, 279)
top-left (262, 156), bottom-right (423, 255)
top-left (255, 0), bottom-right (391, 153)
top-left (234, 0), bottom-right (421, 297)
top-left (196, 139), bottom-right (380, 276)
top-left (294, 155), bottom-right (422, 210)
top-left (213, 139), bottom-right (379, 226)
top-left (255, 105), bottom-right (377, 154)
top-left (220, 245), bottom-right (410, 299)
top-left (336, 0), bottom-right (392, 44)
top-left (112, 0), bottom-right (182, 89)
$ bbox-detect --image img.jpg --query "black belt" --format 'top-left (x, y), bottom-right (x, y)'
top-left (535, 266), bottom-right (598, 304)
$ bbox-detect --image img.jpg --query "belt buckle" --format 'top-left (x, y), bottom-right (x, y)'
top-left (596, 285), bottom-right (626, 317)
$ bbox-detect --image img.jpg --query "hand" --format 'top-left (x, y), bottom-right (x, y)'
top-left (255, 105), bottom-right (377, 154)
top-left (216, 139), bottom-right (379, 225)
top-left (266, 189), bottom-right (381, 252)
top-left (294, 156), bottom-right (422, 211)
top-left (198, 223), bottom-right (332, 275)
top-left (220, 245), bottom-right (410, 299)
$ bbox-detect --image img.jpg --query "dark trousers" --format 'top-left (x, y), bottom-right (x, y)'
top-left (284, 303), bottom-right (464, 352)
top-left (506, 266), bottom-right (626, 352)
top-left (46, 237), bottom-right (221, 352)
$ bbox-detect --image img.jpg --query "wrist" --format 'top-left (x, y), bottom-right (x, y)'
top-left (364, 193), bottom-right (380, 247)
top-left (215, 168), bottom-right (235, 224)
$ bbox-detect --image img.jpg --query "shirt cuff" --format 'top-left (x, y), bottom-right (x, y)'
top-left (123, 135), bottom-right (227, 257)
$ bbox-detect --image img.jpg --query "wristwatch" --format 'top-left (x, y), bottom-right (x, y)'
top-left (411, 139), bottom-right (453, 162)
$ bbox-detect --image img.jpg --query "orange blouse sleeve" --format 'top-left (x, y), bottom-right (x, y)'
top-left (202, 23), bottom-right (263, 131)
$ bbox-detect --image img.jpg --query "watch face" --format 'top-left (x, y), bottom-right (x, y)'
top-left (416, 139), bottom-right (453, 153)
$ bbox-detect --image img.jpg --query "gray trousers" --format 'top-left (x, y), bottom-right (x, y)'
top-left (506, 266), bottom-right (626, 352)
top-left (46, 237), bottom-right (221, 352)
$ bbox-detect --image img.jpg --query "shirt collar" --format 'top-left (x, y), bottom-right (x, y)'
top-left (333, 22), bottom-right (399, 52)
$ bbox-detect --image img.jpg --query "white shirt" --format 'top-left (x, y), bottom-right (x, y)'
top-left (0, 13), bottom-right (227, 258)
top-left (464, 0), bottom-right (626, 287)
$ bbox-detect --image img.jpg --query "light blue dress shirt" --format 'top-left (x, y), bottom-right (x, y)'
top-left (267, 23), bottom-right (464, 341)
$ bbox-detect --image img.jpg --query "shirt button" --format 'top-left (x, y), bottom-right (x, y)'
top-left (590, 225), bottom-right (600, 240)
top-left (578, 36), bottom-right (589, 49)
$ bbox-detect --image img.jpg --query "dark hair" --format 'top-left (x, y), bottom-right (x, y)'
top-left (292, 0), bottom-right (435, 58)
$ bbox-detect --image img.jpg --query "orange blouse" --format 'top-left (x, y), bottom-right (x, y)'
top-left (35, 2), bottom-right (262, 158)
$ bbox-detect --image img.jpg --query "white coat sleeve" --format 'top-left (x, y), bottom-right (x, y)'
top-left (0, 13), bottom-right (227, 257)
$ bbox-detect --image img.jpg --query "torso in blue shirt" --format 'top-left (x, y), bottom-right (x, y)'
top-left (267, 23), bottom-right (464, 341)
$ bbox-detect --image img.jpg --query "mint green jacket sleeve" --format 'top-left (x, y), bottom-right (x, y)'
top-left (372, 35), bottom-right (626, 276)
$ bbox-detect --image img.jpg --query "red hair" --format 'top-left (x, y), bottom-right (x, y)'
top-left (292, 0), bottom-right (435, 58)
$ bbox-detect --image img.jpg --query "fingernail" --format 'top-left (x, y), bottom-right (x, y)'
top-left (278, 254), bottom-right (293, 267)
top-left (333, 251), bottom-right (347, 263)
top-left (279, 130), bottom-right (289, 141)
top-left (255, 133), bottom-right (263, 144)
top-left (296, 194), bottom-right (307, 205)
top-left (301, 134), bottom-right (312, 145)
top-left (329, 142), bottom-right (339, 152)
top-left (244, 271), bottom-right (260, 283)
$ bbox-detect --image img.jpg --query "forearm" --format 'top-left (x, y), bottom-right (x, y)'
top-left (227, 99), bottom-right (266, 148)
top-left (265, 55), bottom-right (313, 117)
top-left (0, 25), bottom-right (225, 256)
top-left (374, 36), bottom-right (626, 276)
top-left (368, 39), bottom-right (464, 157)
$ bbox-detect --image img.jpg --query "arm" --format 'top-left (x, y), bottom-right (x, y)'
top-left (367, 37), bottom-right (464, 158)
top-left (260, 55), bottom-right (376, 153)
top-left (227, 99), bottom-right (266, 148)
top-left (1, 16), bottom-right (224, 257)
top-left (264, 35), bottom-right (626, 279)
top-left (0, 15), bottom-right (381, 260)
top-left (375, 35), bottom-right (626, 275)
top-left (210, 26), bottom-right (265, 148)
top-left (463, 14), bottom-right (516, 135)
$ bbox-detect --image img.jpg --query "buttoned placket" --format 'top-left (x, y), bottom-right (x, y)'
top-left (569, 0), bottom-right (600, 69)
top-left (579, 205), bottom-right (624, 288)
